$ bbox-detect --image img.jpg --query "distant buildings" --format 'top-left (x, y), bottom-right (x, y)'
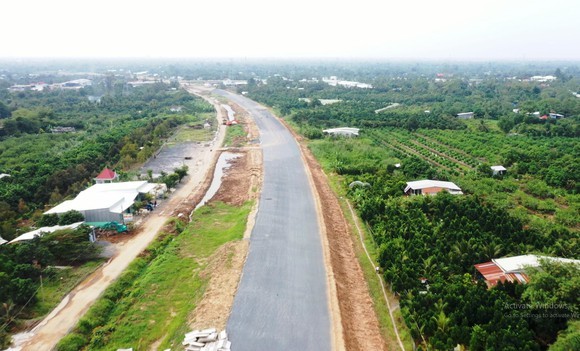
top-left (404, 180), bottom-right (463, 196)
top-left (530, 75), bottom-right (557, 82)
top-left (322, 76), bottom-right (372, 89)
top-left (7, 79), bottom-right (91, 92)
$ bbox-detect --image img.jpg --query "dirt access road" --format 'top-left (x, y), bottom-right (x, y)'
top-left (16, 91), bottom-right (227, 351)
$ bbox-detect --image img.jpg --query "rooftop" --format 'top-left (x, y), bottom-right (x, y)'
top-left (405, 179), bottom-right (462, 192)
top-left (95, 167), bottom-right (118, 180)
top-left (9, 222), bottom-right (84, 244)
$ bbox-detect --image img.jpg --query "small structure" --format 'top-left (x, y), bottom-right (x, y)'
top-left (549, 113), bottom-right (564, 119)
top-left (0, 173), bottom-right (10, 179)
top-left (322, 127), bottom-right (359, 137)
top-left (8, 222), bottom-right (84, 244)
top-left (457, 112), bottom-right (474, 119)
top-left (404, 180), bottom-right (463, 196)
top-left (491, 165), bottom-right (507, 176)
top-left (94, 167), bottom-right (119, 184)
top-left (475, 254), bottom-right (580, 288)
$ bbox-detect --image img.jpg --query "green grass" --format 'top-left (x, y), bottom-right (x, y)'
top-left (223, 124), bottom-right (246, 147)
top-left (78, 201), bottom-right (252, 351)
top-left (31, 260), bottom-right (104, 317)
top-left (172, 126), bottom-right (214, 143)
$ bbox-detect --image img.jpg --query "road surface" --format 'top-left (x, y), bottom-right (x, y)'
top-left (217, 90), bottom-right (331, 351)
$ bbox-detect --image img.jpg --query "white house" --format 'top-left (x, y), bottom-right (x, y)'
top-left (491, 165), bottom-right (507, 176)
top-left (457, 112), bottom-right (474, 119)
top-left (322, 127), bottom-right (359, 137)
top-left (404, 180), bottom-right (463, 196)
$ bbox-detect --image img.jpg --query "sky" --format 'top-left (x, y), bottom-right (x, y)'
top-left (1, 0), bottom-right (579, 60)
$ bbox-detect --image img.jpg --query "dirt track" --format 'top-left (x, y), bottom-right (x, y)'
top-left (16, 90), bottom-right (228, 351)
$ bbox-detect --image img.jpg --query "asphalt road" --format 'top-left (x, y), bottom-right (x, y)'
top-left (215, 90), bottom-right (331, 351)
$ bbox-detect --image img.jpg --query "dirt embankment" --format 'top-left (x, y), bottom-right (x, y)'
top-left (283, 121), bottom-right (389, 351)
top-left (186, 100), bottom-right (263, 332)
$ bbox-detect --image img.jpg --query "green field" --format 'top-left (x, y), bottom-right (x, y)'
top-left (57, 201), bottom-right (252, 351)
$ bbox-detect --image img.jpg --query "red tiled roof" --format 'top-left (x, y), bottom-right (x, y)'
top-left (475, 261), bottom-right (530, 288)
top-left (95, 167), bottom-right (117, 180)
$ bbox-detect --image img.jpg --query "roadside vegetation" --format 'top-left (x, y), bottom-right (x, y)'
top-left (56, 201), bottom-right (252, 351)
top-left (0, 77), bottom-right (213, 346)
top-left (241, 64), bottom-right (579, 350)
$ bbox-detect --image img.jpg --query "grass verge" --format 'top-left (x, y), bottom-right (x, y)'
top-left (223, 124), bottom-right (246, 147)
top-left (57, 201), bottom-right (252, 351)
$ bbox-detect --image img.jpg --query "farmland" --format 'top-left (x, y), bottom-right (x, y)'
top-left (240, 63), bottom-right (579, 350)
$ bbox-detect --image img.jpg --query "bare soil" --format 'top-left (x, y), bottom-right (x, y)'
top-left (186, 118), bottom-right (262, 332)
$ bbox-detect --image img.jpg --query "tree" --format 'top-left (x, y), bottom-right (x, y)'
top-left (38, 213), bottom-right (59, 227)
top-left (0, 101), bottom-right (10, 118)
top-left (498, 116), bottom-right (515, 133)
top-left (174, 165), bottom-right (189, 183)
top-left (58, 210), bottom-right (84, 225)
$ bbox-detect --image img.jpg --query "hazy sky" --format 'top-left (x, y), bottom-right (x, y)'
top-left (1, 0), bottom-right (579, 60)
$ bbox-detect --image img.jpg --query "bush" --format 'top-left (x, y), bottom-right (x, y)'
top-left (56, 333), bottom-right (87, 351)
top-left (58, 210), bottom-right (84, 225)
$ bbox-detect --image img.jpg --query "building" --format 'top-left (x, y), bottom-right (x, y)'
top-left (94, 167), bottom-right (119, 184)
top-left (491, 165), bottom-right (507, 176)
top-left (475, 254), bottom-right (580, 288)
top-left (322, 127), bottom-right (360, 137)
top-left (457, 112), bottom-right (474, 119)
top-left (45, 181), bottom-right (157, 224)
top-left (404, 180), bottom-right (463, 196)
top-left (8, 222), bottom-right (84, 245)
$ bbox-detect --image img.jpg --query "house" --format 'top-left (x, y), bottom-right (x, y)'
top-left (404, 180), bottom-right (463, 196)
top-left (322, 127), bottom-right (359, 137)
top-left (549, 113), bottom-right (564, 119)
top-left (475, 254), bottom-right (580, 288)
top-left (45, 181), bottom-right (157, 224)
top-left (8, 222), bottom-right (84, 244)
top-left (457, 112), bottom-right (474, 119)
top-left (491, 165), bottom-right (506, 176)
top-left (94, 167), bottom-right (119, 184)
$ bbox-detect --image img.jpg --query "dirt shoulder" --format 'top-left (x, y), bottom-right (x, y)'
top-left (184, 95), bottom-right (263, 332)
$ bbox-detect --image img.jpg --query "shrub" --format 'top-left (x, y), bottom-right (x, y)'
top-left (56, 333), bottom-right (87, 351)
